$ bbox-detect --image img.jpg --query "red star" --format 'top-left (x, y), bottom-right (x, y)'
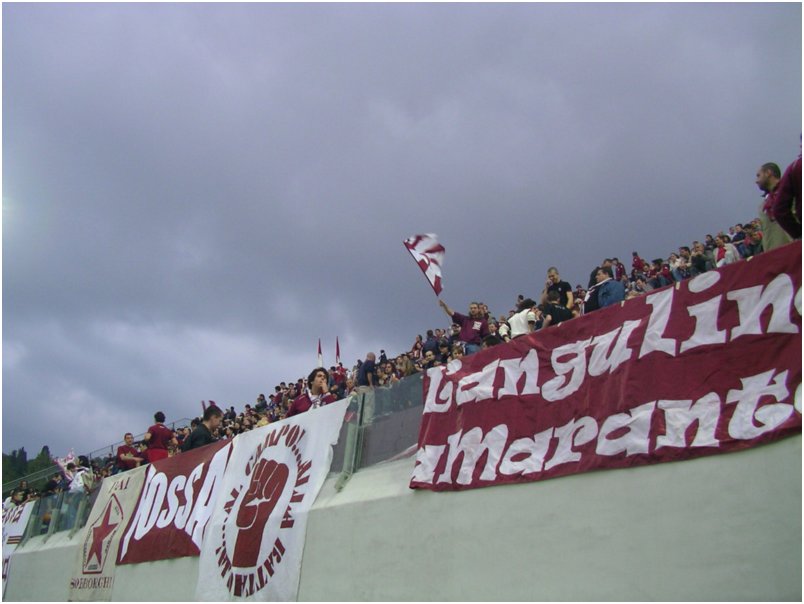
top-left (87, 501), bottom-right (118, 570)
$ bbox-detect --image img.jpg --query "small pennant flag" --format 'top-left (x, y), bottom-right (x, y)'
top-left (317, 338), bottom-right (324, 367)
top-left (403, 233), bottom-right (445, 296)
top-left (336, 336), bottom-right (341, 365)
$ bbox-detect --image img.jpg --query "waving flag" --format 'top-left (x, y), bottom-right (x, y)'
top-left (335, 337), bottom-right (341, 365)
top-left (403, 233), bottom-right (445, 296)
top-left (54, 449), bottom-right (76, 476)
top-left (317, 338), bottom-right (323, 367)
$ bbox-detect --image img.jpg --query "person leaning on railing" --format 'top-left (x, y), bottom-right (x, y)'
top-left (116, 432), bottom-right (145, 472)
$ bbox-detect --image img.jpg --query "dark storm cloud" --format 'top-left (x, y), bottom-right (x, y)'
top-left (3, 3), bottom-right (801, 456)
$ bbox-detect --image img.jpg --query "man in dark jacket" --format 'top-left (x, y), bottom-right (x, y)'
top-left (182, 406), bottom-right (222, 452)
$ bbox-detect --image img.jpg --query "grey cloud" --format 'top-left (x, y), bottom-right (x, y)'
top-left (3, 3), bottom-right (801, 455)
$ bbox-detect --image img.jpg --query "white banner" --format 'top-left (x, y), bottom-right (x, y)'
top-left (2, 500), bottom-right (35, 597)
top-left (196, 398), bottom-right (348, 601)
top-left (68, 466), bottom-right (148, 601)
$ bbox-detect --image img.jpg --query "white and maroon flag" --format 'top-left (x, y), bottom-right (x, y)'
top-left (411, 242), bottom-right (802, 492)
top-left (404, 233), bottom-right (445, 297)
top-left (317, 339), bottom-right (323, 367)
top-left (335, 337), bottom-right (341, 365)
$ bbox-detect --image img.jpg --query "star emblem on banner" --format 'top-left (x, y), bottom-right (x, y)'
top-left (83, 495), bottom-right (122, 574)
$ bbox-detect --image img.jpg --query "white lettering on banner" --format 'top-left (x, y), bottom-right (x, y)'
top-left (456, 360), bottom-right (500, 406)
top-left (119, 443), bottom-right (230, 559)
top-left (680, 296), bottom-right (727, 353)
top-left (638, 288), bottom-right (677, 358)
top-left (498, 428), bottom-right (553, 477)
top-left (415, 369), bottom-right (798, 487)
top-left (542, 338), bottom-right (593, 402)
top-left (436, 425), bottom-right (508, 485)
top-left (423, 363), bottom-right (459, 413)
top-left (421, 272), bottom-right (800, 416)
top-left (186, 447), bottom-right (229, 546)
top-left (544, 416), bottom-right (598, 471)
top-left (726, 370), bottom-right (792, 439)
top-left (656, 394), bottom-right (721, 449)
top-left (410, 445), bottom-right (447, 483)
top-left (596, 401), bottom-right (656, 457)
top-left (498, 350), bottom-right (540, 397)
top-left (588, 320), bottom-right (640, 377)
top-left (728, 274), bottom-right (799, 339)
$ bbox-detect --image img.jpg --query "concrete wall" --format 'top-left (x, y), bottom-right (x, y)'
top-left (4, 531), bottom-right (77, 601)
top-left (4, 435), bottom-right (801, 601)
top-left (298, 435), bottom-right (802, 602)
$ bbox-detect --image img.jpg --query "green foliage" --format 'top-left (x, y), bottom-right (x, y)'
top-left (2, 446), bottom-right (53, 493)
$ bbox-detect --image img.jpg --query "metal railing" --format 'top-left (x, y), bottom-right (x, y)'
top-left (2, 464), bottom-right (62, 495)
top-left (83, 417), bottom-right (194, 463)
top-left (335, 372), bottom-right (424, 489)
top-left (12, 384), bottom-right (427, 545)
top-left (4, 417), bottom-right (195, 496)
top-left (19, 489), bottom-right (93, 545)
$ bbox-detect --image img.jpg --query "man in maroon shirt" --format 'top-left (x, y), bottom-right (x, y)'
top-left (287, 367), bottom-right (337, 417)
top-left (116, 432), bottom-right (144, 472)
top-left (143, 411), bottom-right (177, 463)
top-left (437, 299), bottom-right (489, 355)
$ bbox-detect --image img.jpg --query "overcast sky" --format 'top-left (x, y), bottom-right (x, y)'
top-left (3, 3), bottom-right (801, 458)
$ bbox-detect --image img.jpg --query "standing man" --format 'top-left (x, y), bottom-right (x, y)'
top-left (357, 353), bottom-right (377, 389)
top-left (143, 411), bottom-right (177, 463)
top-left (756, 162), bottom-right (793, 251)
top-left (116, 433), bottom-right (145, 472)
top-left (540, 267), bottom-right (574, 310)
top-left (356, 352), bottom-right (378, 423)
top-left (288, 367), bottom-right (337, 417)
top-left (437, 299), bottom-right (489, 355)
top-left (182, 406), bottom-right (223, 452)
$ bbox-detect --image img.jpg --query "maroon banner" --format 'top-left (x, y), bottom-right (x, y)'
top-left (117, 440), bottom-right (232, 564)
top-left (411, 243), bottom-right (802, 491)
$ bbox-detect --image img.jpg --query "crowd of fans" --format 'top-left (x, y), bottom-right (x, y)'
top-left (6, 155), bottom-right (799, 503)
top-left (3, 460), bottom-right (96, 511)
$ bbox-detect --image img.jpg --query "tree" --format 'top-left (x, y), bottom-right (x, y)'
top-left (10, 447), bottom-right (27, 476)
top-left (28, 446), bottom-right (53, 474)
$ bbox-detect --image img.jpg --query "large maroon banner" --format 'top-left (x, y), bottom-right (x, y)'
top-left (117, 439), bottom-right (232, 564)
top-left (411, 243), bottom-right (802, 491)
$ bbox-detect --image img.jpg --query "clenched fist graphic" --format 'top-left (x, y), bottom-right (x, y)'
top-left (232, 458), bottom-right (289, 568)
